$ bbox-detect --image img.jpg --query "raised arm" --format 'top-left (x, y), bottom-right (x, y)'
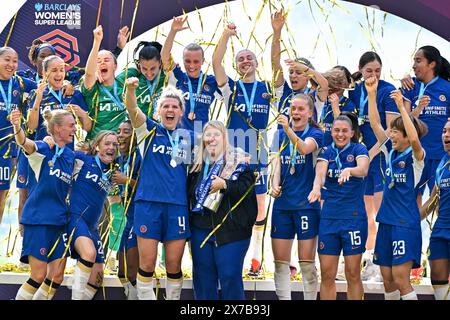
top-left (66, 104), bottom-right (92, 132)
top-left (365, 76), bottom-right (388, 144)
top-left (161, 16), bottom-right (189, 72)
top-left (390, 89), bottom-right (425, 160)
top-left (284, 59), bottom-right (329, 101)
top-left (10, 109), bottom-right (36, 155)
top-left (271, 10), bottom-right (286, 88)
top-left (27, 82), bottom-right (47, 131)
top-left (84, 26), bottom-right (103, 90)
top-left (420, 185), bottom-right (438, 220)
top-left (124, 77), bottom-right (146, 128)
top-left (212, 23), bottom-right (236, 87)
top-left (277, 115), bottom-right (317, 155)
top-left (307, 160), bottom-right (328, 203)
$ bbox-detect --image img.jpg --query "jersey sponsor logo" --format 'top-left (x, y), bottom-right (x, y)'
top-left (139, 225), bottom-right (147, 233)
top-left (346, 154), bottom-right (354, 163)
top-left (40, 248), bottom-right (47, 256)
top-left (99, 102), bottom-right (120, 112)
top-left (49, 167), bottom-right (72, 184)
top-left (439, 94), bottom-right (446, 102)
top-left (234, 103), bottom-right (246, 112)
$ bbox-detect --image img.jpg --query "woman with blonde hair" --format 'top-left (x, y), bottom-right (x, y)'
top-left (187, 120), bottom-right (257, 300)
top-left (12, 108), bottom-right (77, 300)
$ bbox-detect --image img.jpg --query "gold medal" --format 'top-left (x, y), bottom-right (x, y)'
top-left (290, 166), bottom-right (295, 175)
top-left (388, 181), bottom-right (395, 189)
top-left (188, 112), bottom-right (196, 120)
top-left (170, 159), bottom-right (177, 168)
top-left (48, 160), bottom-right (54, 168)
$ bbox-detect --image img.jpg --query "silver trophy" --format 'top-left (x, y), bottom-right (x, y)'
top-left (203, 150), bottom-right (249, 213)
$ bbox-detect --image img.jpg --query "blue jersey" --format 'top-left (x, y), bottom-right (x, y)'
top-left (349, 80), bottom-right (398, 149)
top-left (275, 82), bottom-right (323, 127)
top-left (28, 87), bottom-right (87, 147)
top-left (0, 76), bottom-right (36, 153)
top-left (135, 118), bottom-right (193, 206)
top-left (272, 127), bottom-right (324, 211)
top-left (22, 141), bottom-right (75, 225)
top-left (403, 77), bottom-right (450, 160)
top-left (376, 149), bottom-right (425, 228)
top-left (118, 149), bottom-right (142, 223)
top-left (69, 152), bottom-right (113, 227)
top-left (169, 65), bottom-right (219, 132)
top-left (318, 142), bottom-right (369, 220)
top-left (435, 154), bottom-right (450, 229)
top-left (320, 97), bottom-right (357, 146)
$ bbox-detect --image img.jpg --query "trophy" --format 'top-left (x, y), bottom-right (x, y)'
top-left (203, 150), bottom-right (248, 213)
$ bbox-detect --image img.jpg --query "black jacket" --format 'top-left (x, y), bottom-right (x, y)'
top-left (187, 164), bottom-right (258, 246)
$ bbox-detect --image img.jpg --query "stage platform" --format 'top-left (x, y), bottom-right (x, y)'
top-left (0, 272), bottom-right (435, 300)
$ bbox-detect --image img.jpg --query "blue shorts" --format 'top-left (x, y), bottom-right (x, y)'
top-left (271, 209), bottom-right (319, 240)
top-left (0, 152), bottom-right (12, 190)
top-left (417, 158), bottom-right (440, 195)
top-left (119, 221), bottom-right (137, 252)
top-left (21, 224), bottom-right (69, 264)
top-left (318, 218), bottom-right (368, 256)
top-left (16, 151), bottom-right (30, 189)
top-left (68, 215), bottom-right (105, 264)
top-left (428, 227), bottom-right (450, 261)
top-left (373, 223), bottom-right (422, 269)
top-left (133, 200), bottom-right (190, 241)
top-left (364, 153), bottom-right (386, 195)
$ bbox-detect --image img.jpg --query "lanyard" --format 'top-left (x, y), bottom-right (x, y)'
top-left (331, 142), bottom-right (352, 171)
top-left (51, 144), bottom-right (65, 165)
top-left (358, 85), bottom-right (368, 125)
top-left (100, 80), bottom-right (124, 110)
top-left (121, 153), bottom-right (132, 176)
top-left (321, 96), bottom-right (346, 121)
top-left (186, 72), bottom-right (204, 114)
top-left (417, 76), bottom-right (439, 103)
top-left (49, 87), bottom-right (64, 108)
top-left (238, 80), bottom-right (258, 119)
top-left (289, 123), bottom-right (310, 167)
top-left (163, 126), bottom-right (180, 164)
top-left (203, 157), bottom-right (211, 179)
top-left (436, 154), bottom-right (450, 187)
top-left (0, 78), bottom-right (13, 114)
top-left (95, 155), bottom-right (112, 181)
top-left (387, 146), bottom-right (412, 188)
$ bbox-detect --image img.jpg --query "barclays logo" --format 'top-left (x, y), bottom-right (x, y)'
top-left (35, 3), bottom-right (43, 11)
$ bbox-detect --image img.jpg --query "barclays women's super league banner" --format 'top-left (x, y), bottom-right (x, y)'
top-left (0, 0), bottom-right (449, 72)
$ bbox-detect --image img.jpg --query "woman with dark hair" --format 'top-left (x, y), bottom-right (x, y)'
top-left (401, 46), bottom-right (450, 203)
top-left (366, 76), bottom-right (428, 300)
top-left (68, 131), bottom-right (119, 300)
top-left (116, 41), bottom-right (166, 119)
top-left (270, 94), bottom-right (324, 300)
top-left (349, 51), bottom-right (399, 280)
top-left (0, 47), bottom-right (35, 225)
top-left (161, 16), bottom-right (220, 133)
top-left (421, 119), bottom-right (450, 300)
top-left (113, 120), bottom-right (142, 300)
top-left (308, 111), bottom-right (369, 300)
